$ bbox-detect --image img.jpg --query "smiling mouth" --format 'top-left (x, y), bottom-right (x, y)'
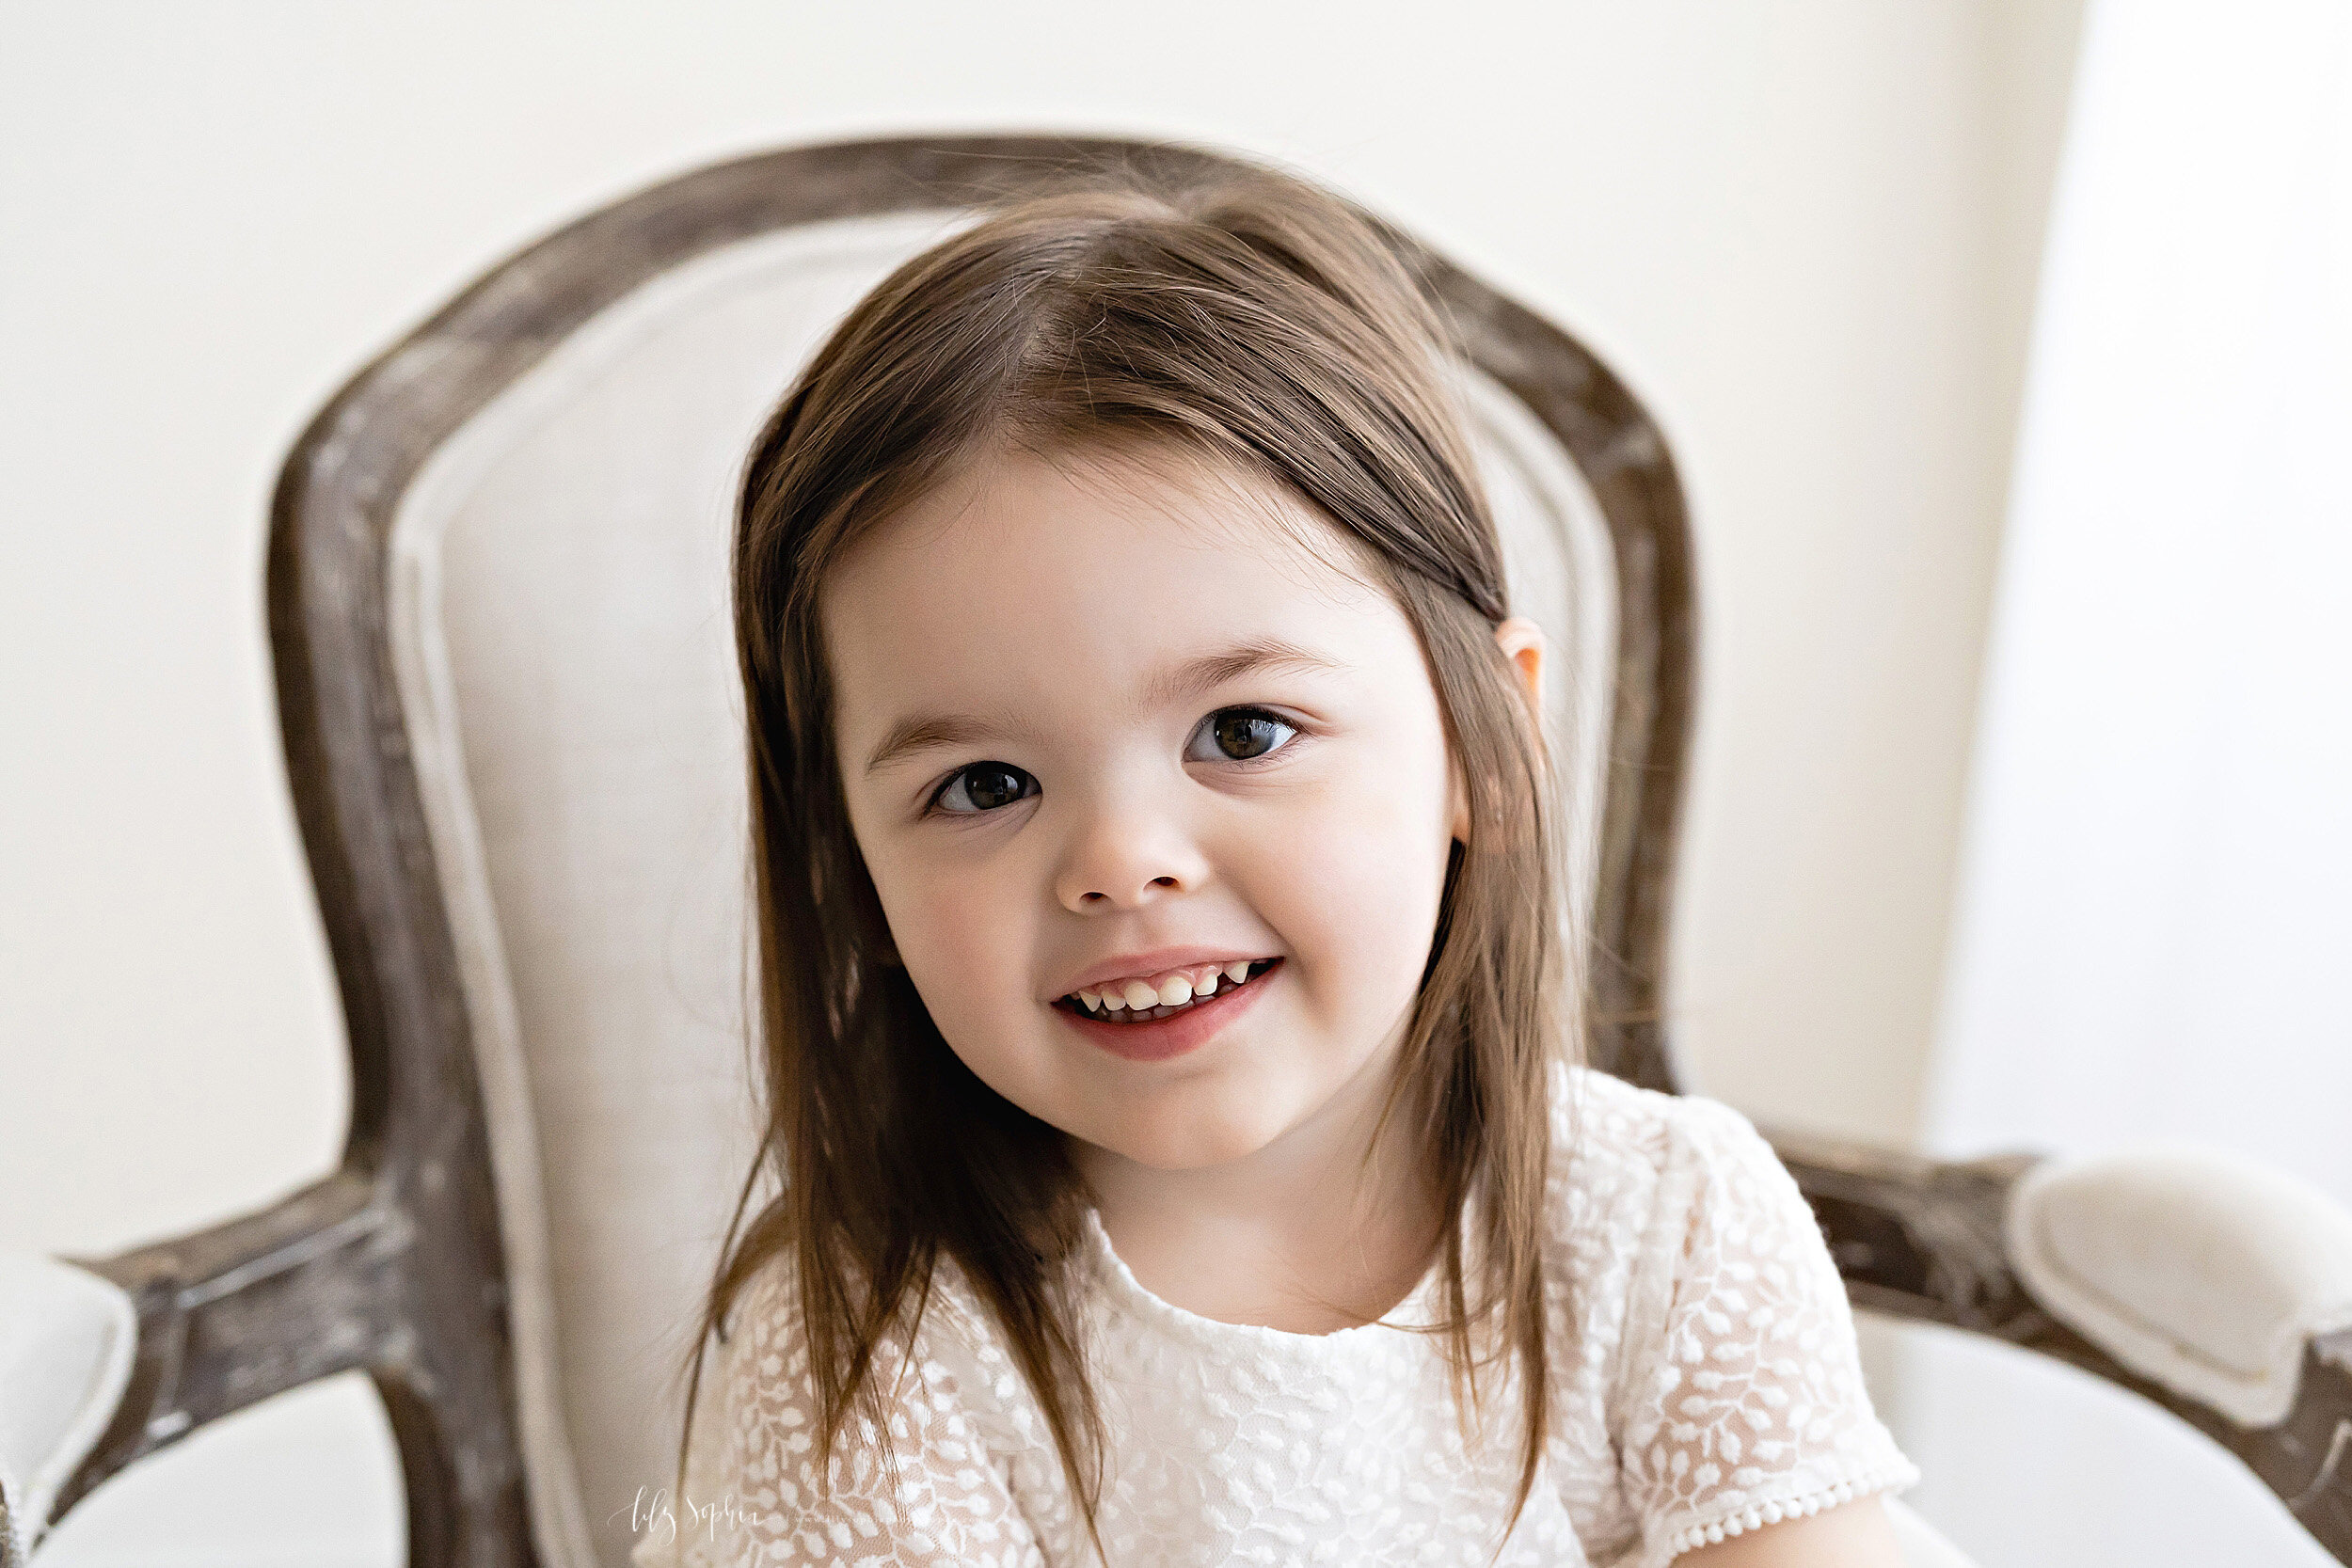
top-left (1068, 963), bottom-right (1289, 1024)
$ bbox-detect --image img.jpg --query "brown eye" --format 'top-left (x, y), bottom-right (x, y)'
top-left (1192, 707), bottom-right (1299, 764)
top-left (931, 762), bottom-right (1035, 816)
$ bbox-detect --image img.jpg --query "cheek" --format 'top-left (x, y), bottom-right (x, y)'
top-left (866, 845), bottom-right (1032, 1053)
top-left (1256, 748), bottom-right (1455, 1007)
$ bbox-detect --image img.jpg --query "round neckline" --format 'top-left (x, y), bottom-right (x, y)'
top-left (1076, 1200), bottom-right (1465, 1360)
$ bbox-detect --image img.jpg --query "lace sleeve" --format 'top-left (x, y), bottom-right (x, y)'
top-left (1617, 1099), bottom-right (1918, 1565)
top-left (641, 1258), bottom-right (1049, 1568)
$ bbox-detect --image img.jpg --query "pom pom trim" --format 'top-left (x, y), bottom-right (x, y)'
top-left (1658, 1459), bottom-right (1922, 1558)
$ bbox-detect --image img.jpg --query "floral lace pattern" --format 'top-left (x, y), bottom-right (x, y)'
top-left (632, 1066), bottom-right (1915, 1568)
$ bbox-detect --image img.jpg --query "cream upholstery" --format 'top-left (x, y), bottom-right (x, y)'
top-left (0, 1251), bottom-right (135, 1563)
top-left (2009, 1146), bottom-right (2352, 1428)
top-left (388, 210), bottom-right (1621, 1568)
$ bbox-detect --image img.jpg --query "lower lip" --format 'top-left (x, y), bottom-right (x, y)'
top-left (1056, 959), bottom-right (1281, 1064)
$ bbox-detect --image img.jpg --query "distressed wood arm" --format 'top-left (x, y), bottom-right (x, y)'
top-left (40, 1145), bottom-right (532, 1567)
top-left (52, 1167), bottom-right (403, 1516)
top-left (1763, 1126), bottom-right (2352, 1562)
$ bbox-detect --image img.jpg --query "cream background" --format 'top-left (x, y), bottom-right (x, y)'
top-left (1899, 3), bottom-right (2352, 1563)
top-left (0, 2), bottom-right (2079, 1560)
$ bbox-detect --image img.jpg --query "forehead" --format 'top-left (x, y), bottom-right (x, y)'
top-left (820, 443), bottom-right (1411, 737)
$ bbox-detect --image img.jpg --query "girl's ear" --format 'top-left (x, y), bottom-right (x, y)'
top-left (1494, 616), bottom-right (1547, 724)
top-left (1450, 620), bottom-right (1548, 847)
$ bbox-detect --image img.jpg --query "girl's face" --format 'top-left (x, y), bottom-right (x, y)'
top-left (824, 440), bottom-right (1537, 1178)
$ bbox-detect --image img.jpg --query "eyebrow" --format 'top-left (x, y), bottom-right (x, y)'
top-left (1138, 639), bottom-right (1347, 709)
top-left (866, 714), bottom-right (1011, 780)
top-left (861, 637), bottom-right (1347, 779)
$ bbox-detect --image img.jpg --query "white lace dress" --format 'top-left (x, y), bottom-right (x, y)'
top-left (630, 1065), bottom-right (1917, 1567)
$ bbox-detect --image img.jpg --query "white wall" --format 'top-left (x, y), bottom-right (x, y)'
top-left (0, 2), bottom-right (2073, 1560)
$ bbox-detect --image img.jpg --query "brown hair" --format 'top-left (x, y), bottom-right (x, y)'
top-left (686, 151), bottom-right (1575, 1560)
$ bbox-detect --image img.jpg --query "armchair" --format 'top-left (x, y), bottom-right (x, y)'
top-left (4, 135), bottom-right (2345, 1568)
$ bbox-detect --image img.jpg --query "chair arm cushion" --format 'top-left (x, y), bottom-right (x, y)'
top-left (2006, 1147), bottom-right (2352, 1427)
top-left (0, 1251), bottom-right (135, 1564)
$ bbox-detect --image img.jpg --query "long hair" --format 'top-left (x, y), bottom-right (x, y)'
top-left (685, 151), bottom-right (1576, 1560)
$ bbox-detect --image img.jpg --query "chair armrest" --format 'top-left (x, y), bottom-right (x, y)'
top-left (0, 1254), bottom-right (135, 1566)
top-left (1, 1166), bottom-right (410, 1561)
top-left (2007, 1148), bottom-right (2352, 1428)
top-left (1762, 1126), bottom-right (2352, 1563)
top-left (1759, 1127), bottom-right (2034, 1331)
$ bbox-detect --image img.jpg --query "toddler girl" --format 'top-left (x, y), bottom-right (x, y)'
top-left (640, 157), bottom-right (1917, 1567)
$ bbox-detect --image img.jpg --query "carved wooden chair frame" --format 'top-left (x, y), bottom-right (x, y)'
top-left (24, 135), bottom-right (2349, 1565)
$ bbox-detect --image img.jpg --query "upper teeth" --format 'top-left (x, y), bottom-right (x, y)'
top-left (1076, 960), bottom-right (1259, 1014)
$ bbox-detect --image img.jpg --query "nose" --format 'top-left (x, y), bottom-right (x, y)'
top-left (1054, 785), bottom-right (1213, 913)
